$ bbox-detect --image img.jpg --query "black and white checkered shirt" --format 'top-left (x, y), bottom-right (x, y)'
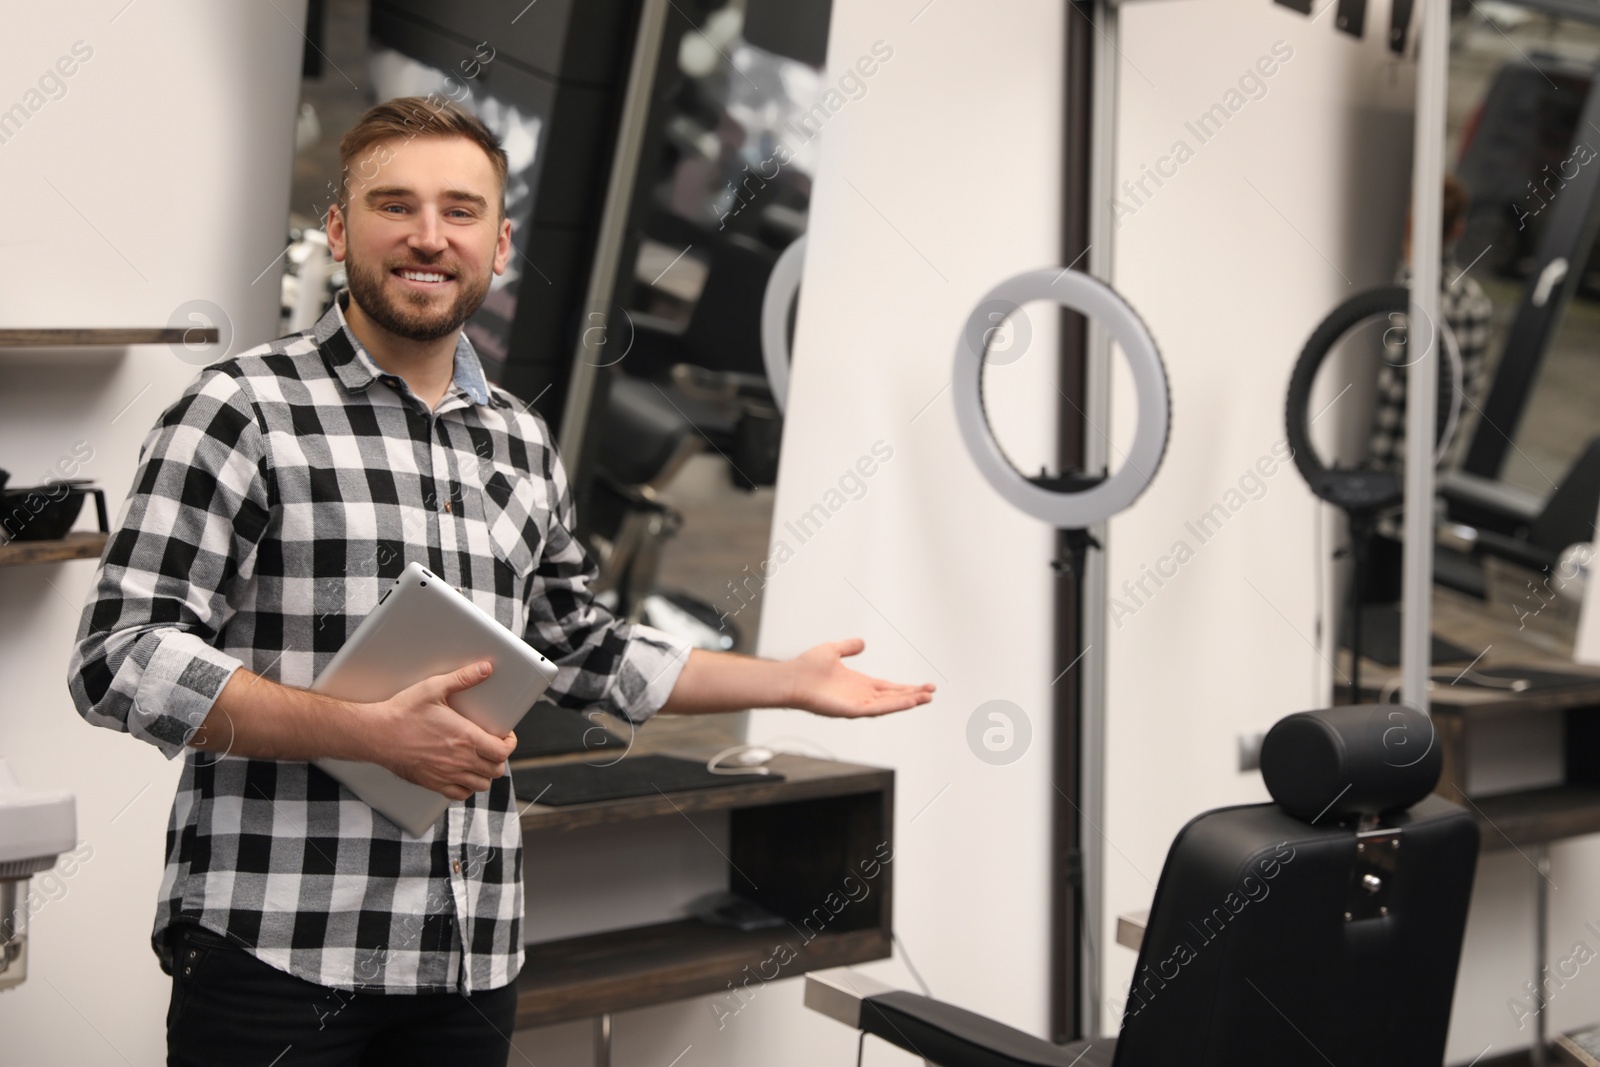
top-left (67, 293), bottom-right (691, 994)
top-left (1368, 261), bottom-right (1495, 470)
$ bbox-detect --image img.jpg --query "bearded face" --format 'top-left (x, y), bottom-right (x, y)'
top-left (330, 134), bottom-right (509, 346)
top-left (343, 243), bottom-right (491, 343)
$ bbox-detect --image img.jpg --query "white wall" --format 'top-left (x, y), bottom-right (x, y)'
top-left (740, 1), bottom-right (1070, 1064)
top-left (0, 3), bottom-right (306, 1064)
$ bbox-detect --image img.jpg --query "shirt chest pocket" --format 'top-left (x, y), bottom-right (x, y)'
top-left (480, 468), bottom-right (541, 580)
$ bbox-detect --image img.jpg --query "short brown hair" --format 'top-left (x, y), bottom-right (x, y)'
top-left (337, 96), bottom-right (508, 215)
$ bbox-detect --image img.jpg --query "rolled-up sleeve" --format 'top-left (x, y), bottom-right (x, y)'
top-left (522, 438), bottom-right (691, 725)
top-left (67, 369), bottom-right (273, 758)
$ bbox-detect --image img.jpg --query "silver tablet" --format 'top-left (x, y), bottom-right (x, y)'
top-left (311, 561), bottom-right (559, 836)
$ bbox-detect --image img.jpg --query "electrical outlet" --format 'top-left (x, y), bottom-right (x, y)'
top-left (1237, 731), bottom-right (1267, 773)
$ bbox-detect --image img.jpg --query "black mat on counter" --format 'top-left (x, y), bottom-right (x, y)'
top-left (509, 704), bottom-right (623, 760)
top-left (511, 755), bottom-right (779, 807)
top-left (1341, 603), bottom-right (1475, 665)
top-left (1446, 665), bottom-right (1600, 692)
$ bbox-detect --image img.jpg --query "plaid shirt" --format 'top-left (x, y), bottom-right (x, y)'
top-left (67, 293), bottom-right (691, 994)
top-left (1368, 261), bottom-right (1495, 470)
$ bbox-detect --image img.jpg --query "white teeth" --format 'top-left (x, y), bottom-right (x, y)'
top-left (399, 270), bottom-right (448, 283)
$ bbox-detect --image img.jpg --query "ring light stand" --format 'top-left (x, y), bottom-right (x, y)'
top-left (1285, 286), bottom-right (1463, 703)
top-left (953, 267), bottom-right (1169, 1042)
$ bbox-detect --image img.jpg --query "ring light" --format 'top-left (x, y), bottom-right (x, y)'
top-left (952, 268), bottom-right (1170, 529)
top-left (1285, 286), bottom-right (1463, 516)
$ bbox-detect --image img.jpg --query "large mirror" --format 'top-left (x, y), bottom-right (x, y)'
top-left (1304, 3), bottom-right (1600, 704)
top-left (578, 0), bottom-right (827, 668)
top-left (1431, 4), bottom-right (1600, 662)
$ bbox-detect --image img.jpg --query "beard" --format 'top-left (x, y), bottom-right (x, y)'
top-left (344, 247), bottom-right (491, 343)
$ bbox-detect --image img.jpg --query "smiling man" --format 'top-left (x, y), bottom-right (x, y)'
top-left (68, 98), bottom-right (932, 1067)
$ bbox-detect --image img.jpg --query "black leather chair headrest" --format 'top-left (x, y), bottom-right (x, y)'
top-left (1260, 705), bottom-right (1442, 821)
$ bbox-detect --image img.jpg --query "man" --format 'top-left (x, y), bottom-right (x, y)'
top-left (1368, 174), bottom-right (1495, 471)
top-left (67, 97), bottom-right (932, 1066)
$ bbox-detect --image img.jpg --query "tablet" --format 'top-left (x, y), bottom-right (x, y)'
top-left (311, 561), bottom-right (559, 836)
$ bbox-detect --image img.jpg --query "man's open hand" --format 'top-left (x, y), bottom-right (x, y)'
top-left (367, 661), bottom-right (517, 800)
top-left (787, 638), bottom-right (935, 718)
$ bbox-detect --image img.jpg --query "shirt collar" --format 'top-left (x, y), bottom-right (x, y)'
top-left (312, 290), bottom-right (492, 407)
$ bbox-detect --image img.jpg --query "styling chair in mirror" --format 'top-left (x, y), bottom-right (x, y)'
top-left (585, 231), bottom-right (792, 649)
top-left (585, 394), bottom-right (717, 644)
top-left (613, 230), bottom-right (786, 489)
top-left (805, 704), bottom-right (1479, 1067)
top-left (1439, 434), bottom-right (1600, 578)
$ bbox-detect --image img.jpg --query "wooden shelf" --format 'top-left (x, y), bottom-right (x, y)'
top-left (1358, 667), bottom-right (1600, 720)
top-left (0, 531), bottom-right (107, 567)
top-left (515, 754), bottom-right (893, 835)
top-left (1470, 786), bottom-right (1600, 851)
top-left (516, 922), bottom-right (889, 1029)
top-left (512, 751), bottom-right (894, 1028)
top-left (0, 327), bottom-right (219, 348)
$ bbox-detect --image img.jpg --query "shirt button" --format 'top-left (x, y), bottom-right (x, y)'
top-left (443, 499), bottom-right (452, 513)
top-left (452, 860), bottom-right (462, 874)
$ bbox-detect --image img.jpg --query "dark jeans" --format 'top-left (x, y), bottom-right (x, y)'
top-left (165, 923), bottom-right (518, 1067)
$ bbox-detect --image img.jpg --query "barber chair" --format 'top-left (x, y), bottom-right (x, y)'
top-left (806, 704), bottom-right (1480, 1066)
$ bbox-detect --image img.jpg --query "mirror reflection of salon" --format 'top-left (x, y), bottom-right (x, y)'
top-left (590, 0), bottom-right (834, 668)
top-left (1428, 9), bottom-right (1600, 660)
top-left (1305, 176), bottom-right (1490, 690)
